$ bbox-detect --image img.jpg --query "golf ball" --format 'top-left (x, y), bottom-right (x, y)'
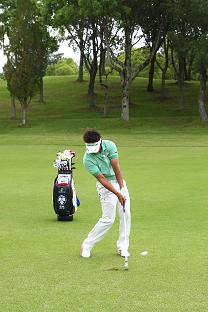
top-left (140, 251), bottom-right (148, 256)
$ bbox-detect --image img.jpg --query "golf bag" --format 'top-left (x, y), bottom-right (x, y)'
top-left (53, 150), bottom-right (80, 221)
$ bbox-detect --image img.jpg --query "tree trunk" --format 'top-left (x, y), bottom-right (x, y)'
top-left (184, 58), bottom-right (188, 81)
top-left (99, 46), bottom-right (106, 84)
top-left (21, 103), bottom-right (27, 126)
top-left (198, 68), bottom-right (208, 122)
top-left (187, 53), bottom-right (195, 81)
top-left (147, 52), bottom-right (156, 92)
top-left (101, 49), bottom-right (106, 76)
top-left (156, 39), bottom-right (169, 98)
top-left (39, 77), bottom-right (44, 103)
top-left (102, 83), bottom-right (109, 117)
top-left (187, 63), bottom-right (192, 81)
top-left (120, 26), bottom-right (132, 122)
top-left (103, 91), bottom-right (108, 117)
top-left (178, 78), bottom-right (184, 111)
top-left (99, 58), bottom-right (109, 117)
top-left (121, 71), bottom-right (130, 121)
top-left (86, 24), bottom-right (98, 99)
top-left (77, 41), bottom-right (84, 82)
top-left (121, 83), bottom-right (130, 121)
top-left (11, 95), bottom-right (16, 119)
top-left (88, 66), bottom-right (97, 97)
top-left (178, 54), bottom-right (184, 111)
top-left (161, 71), bottom-right (166, 96)
top-left (170, 44), bottom-right (178, 81)
top-left (99, 50), bottom-right (103, 84)
top-left (87, 60), bottom-right (97, 108)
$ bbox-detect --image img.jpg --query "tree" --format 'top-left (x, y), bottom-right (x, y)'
top-left (60, 22), bottom-right (85, 83)
top-left (184, 48), bottom-right (195, 81)
top-left (102, 0), bottom-right (166, 121)
top-left (169, 0), bottom-right (208, 119)
top-left (168, 0), bottom-right (199, 111)
top-left (170, 38), bottom-right (190, 111)
top-left (196, 48), bottom-right (208, 122)
top-left (45, 0), bottom-right (115, 110)
top-left (34, 16), bottom-right (58, 103)
top-left (192, 0), bottom-right (208, 121)
top-left (0, 0), bottom-right (18, 119)
top-left (44, 1), bottom-right (99, 102)
top-left (143, 1), bottom-right (172, 93)
top-left (3, 0), bottom-right (45, 125)
top-left (156, 37), bottom-right (170, 97)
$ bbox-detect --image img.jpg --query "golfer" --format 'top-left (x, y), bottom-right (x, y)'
top-left (80, 128), bottom-right (131, 258)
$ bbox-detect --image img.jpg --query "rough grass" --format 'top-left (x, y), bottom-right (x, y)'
top-left (0, 76), bottom-right (208, 312)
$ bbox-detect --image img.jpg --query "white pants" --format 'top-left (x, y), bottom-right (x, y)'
top-left (82, 180), bottom-right (131, 252)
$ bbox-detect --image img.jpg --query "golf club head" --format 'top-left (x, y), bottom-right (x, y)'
top-left (124, 261), bottom-right (128, 270)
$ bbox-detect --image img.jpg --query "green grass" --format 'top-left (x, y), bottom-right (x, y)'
top-left (0, 76), bottom-right (208, 311)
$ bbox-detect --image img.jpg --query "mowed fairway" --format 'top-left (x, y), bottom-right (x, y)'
top-left (0, 76), bottom-right (208, 311)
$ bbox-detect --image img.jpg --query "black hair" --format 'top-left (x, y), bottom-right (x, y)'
top-left (83, 128), bottom-right (101, 143)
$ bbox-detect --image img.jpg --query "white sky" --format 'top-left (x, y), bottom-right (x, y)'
top-left (0, 49), bottom-right (7, 72)
top-left (0, 40), bottom-right (80, 73)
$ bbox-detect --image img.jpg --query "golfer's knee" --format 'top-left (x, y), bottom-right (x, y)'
top-left (100, 216), bottom-right (115, 226)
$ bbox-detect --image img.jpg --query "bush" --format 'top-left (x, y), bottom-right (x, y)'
top-left (46, 64), bottom-right (56, 76)
top-left (55, 64), bottom-right (74, 76)
top-left (46, 58), bottom-right (78, 76)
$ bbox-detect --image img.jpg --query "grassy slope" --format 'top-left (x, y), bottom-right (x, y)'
top-left (0, 76), bottom-right (208, 312)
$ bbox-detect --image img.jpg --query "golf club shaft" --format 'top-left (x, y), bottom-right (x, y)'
top-left (123, 203), bottom-right (128, 266)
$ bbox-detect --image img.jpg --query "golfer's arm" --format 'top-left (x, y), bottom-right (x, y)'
top-left (95, 173), bottom-right (120, 197)
top-left (110, 158), bottom-right (124, 189)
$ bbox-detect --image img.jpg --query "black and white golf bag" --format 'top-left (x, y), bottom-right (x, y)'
top-left (53, 150), bottom-right (80, 221)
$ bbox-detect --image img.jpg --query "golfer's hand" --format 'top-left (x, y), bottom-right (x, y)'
top-left (117, 193), bottom-right (126, 206)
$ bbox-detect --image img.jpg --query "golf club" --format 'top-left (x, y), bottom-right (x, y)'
top-left (123, 202), bottom-right (128, 270)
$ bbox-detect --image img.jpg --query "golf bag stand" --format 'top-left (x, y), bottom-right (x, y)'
top-left (53, 151), bottom-right (79, 221)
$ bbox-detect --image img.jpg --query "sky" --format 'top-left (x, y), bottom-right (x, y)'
top-left (0, 49), bottom-right (7, 72)
top-left (0, 40), bottom-right (80, 73)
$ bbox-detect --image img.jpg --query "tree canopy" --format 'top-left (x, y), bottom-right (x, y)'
top-left (0, 0), bottom-right (208, 124)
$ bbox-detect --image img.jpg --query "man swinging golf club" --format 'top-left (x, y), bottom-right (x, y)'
top-left (80, 128), bottom-right (131, 258)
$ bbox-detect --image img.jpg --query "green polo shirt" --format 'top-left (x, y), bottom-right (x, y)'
top-left (83, 140), bottom-right (118, 181)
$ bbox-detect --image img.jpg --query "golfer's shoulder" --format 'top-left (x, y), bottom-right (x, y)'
top-left (83, 152), bottom-right (94, 165)
top-left (103, 140), bottom-right (118, 159)
top-left (83, 151), bottom-right (89, 162)
top-left (102, 139), bottom-right (117, 150)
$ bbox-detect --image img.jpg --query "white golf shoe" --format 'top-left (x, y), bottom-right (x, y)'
top-left (80, 245), bottom-right (91, 258)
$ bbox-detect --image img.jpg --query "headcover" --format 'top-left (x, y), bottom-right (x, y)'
top-left (85, 139), bottom-right (101, 154)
